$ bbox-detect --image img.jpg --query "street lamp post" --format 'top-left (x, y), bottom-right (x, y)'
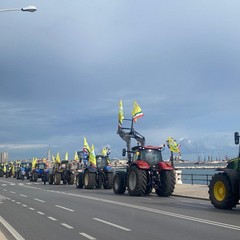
top-left (0, 6), bottom-right (37, 13)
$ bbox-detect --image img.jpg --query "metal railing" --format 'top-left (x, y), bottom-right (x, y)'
top-left (181, 173), bottom-right (213, 185)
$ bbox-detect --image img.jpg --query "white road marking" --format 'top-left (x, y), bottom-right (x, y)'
top-left (0, 202), bottom-right (3, 204)
top-left (177, 203), bottom-right (208, 209)
top-left (19, 194), bottom-right (28, 198)
top-left (33, 198), bottom-right (45, 203)
top-left (1, 184), bottom-right (7, 186)
top-left (48, 216), bottom-right (57, 221)
top-left (29, 207), bottom-right (35, 211)
top-left (11, 199), bottom-right (16, 202)
top-left (10, 183), bottom-right (15, 186)
top-left (16, 202), bottom-right (21, 204)
top-left (9, 191), bottom-right (16, 194)
top-left (22, 204), bottom-right (28, 207)
top-left (93, 218), bottom-right (131, 231)
top-left (79, 232), bottom-right (96, 240)
top-left (55, 205), bottom-right (74, 212)
top-left (26, 183), bottom-right (32, 185)
top-left (3, 189), bottom-right (7, 191)
top-left (0, 216), bottom-right (25, 240)
top-left (18, 183), bottom-right (24, 186)
top-left (37, 211), bottom-right (45, 215)
top-left (61, 223), bottom-right (74, 229)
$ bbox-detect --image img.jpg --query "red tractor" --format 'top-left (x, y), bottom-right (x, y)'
top-left (113, 119), bottom-right (176, 197)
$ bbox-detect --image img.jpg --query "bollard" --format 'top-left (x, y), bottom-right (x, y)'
top-left (175, 170), bottom-right (182, 184)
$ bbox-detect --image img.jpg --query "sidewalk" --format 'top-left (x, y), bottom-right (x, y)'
top-left (173, 184), bottom-right (209, 200)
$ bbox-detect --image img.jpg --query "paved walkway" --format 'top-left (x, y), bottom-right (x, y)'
top-left (173, 184), bottom-right (209, 200)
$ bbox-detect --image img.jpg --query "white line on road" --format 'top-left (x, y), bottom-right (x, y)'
top-left (33, 198), bottom-right (45, 203)
top-left (37, 211), bottom-right (45, 215)
top-left (16, 202), bottom-right (21, 205)
top-left (55, 205), bottom-right (75, 212)
top-left (48, 216), bottom-right (57, 221)
top-left (0, 216), bottom-right (25, 240)
top-left (11, 199), bottom-right (16, 202)
top-left (19, 194), bottom-right (28, 198)
top-left (93, 218), bottom-right (131, 231)
top-left (10, 183), bottom-right (15, 186)
top-left (29, 207), bottom-right (35, 211)
top-left (61, 223), bottom-right (74, 229)
top-left (9, 191), bottom-right (16, 194)
top-left (1, 184), bottom-right (7, 186)
top-left (3, 189), bottom-right (7, 191)
top-left (22, 204), bottom-right (28, 207)
top-left (79, 232), bottom-right (96, 240)
top-left (177, 203), bottom-right (208, 209)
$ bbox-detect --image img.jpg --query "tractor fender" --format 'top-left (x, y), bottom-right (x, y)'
top-left (220, 169), bottom-right (240, 197)
top-left (158, 162), bottom-right (174, 172)
top-left (85, 166), bottom-right (97, 173)
top-left (103, 166), bottom-right (113, 172)
top-left (132, 161), bottom-right (150, 170)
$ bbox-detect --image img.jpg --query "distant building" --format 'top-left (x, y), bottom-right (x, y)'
top-left (0, 152), bottom-right (8, 163)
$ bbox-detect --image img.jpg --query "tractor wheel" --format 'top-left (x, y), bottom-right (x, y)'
top-left (68, 174), bottom-right (74, 185)
top-left (5, 172), bottom-right (9, 178)
top-left (156, 170), bottom-right (175, 197)
top-left (76, 173), bottom-right (83, 188)
top-left (54, 173), bottom-right (61, 185)
top-left (84, 172), bottom-right (96, 189)
top-left (103, 173), bottom-right (114, 189)
top-left (49, 174), bottom-right (54, 185)
top-left (32, 172), bottom-right (38, 182)
top-left (209, 172), bottom-right (239, 209)
top-left (113, 172), bottom-right (126, 194)
top-left (96, 173), bottom-right (104, 189)
top-left (43, 172), bottom-right (49, 184)
top-left (127, 166), bottom-right (147, 196)
top-left (0, 170), bottom-right (4, 177)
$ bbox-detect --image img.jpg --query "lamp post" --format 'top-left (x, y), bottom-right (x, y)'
top-left (0, 6), bottom-right (37, 13)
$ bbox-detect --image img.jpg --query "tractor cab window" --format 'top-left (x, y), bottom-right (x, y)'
top-left (139, 149), bottom-right (162, 165)
top-left (96, 156), bottom-right (107, 168)
top-left (38, 163), bottom-right (45, 170)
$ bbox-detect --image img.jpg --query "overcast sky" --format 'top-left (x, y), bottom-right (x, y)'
top-left (1, 1), bottom-right (240, 161)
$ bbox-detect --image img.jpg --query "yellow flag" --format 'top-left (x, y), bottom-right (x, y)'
top-left (89, 144), bottom-right (96, 166)
top-left (65, 152), bottom-right (69, 161)
top-left (132, 101), bottom-right (143, 122)
top-left (3, 164), bottom-right (6, 173)
top-left (101, 147), bottom-right (107, 156)
top-left (74, 151), bottom-right (79, 161)
top-left (32, 157), bottom-right (37, 169)
top-left (83, 137), bottom-right (90, 153)
top-left (55, 152), bottom-right (61, 163)
top-left (118, 100), bottom-right (124, 127)
top-left (167, 137), bottom-right (180, 153)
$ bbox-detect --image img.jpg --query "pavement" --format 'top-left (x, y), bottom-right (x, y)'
top-left (173, 183), bottom-right (209, 200)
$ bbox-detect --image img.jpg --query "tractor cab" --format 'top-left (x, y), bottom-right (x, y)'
top-left (132, 146), bottom-right (163, 166)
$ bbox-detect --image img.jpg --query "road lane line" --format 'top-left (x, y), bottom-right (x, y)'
top-left (22, 204), bottom-right (28, 207)
top-left (93, 218), bottom-right (131, 231)
top-left (55, 205), bottom-right (75, 212)
top-left (1, 184), bottom-right (7, 186)
top-left (9, 191), bottom-right (16, 194)
top-left (37, 211), bottom-right (45, 215)
top-left (3, 189), bottom-right (7, 191)
top-left (61, 223), bottom-right (74, 229)
top-left (16, 202), bottom-right (21, 205)
top-left (33, 198), bottom-right (45, 203)
top-left (48, 216), bottom-right (57, 221)
top-left (0, 216), bottom-right (25, 240)
top-left (29, 207), bottom-right (35, 211)
top-left (79, 232), bottom-right (96, 240)
top-left (19, 194), bottom-right (28, 198)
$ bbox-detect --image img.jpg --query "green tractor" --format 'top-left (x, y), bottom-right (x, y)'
top-left (208, 132), bottom-right (240, 209)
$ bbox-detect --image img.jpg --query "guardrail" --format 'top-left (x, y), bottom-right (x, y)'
top-left (181, 173), bottom-right (213, 185)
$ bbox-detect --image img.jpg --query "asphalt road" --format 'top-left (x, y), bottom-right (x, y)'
top-left (0, 177), bottom-right (240, 240)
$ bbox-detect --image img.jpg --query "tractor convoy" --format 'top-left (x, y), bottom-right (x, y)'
top-left (2, 101), bottom-right (240, 210)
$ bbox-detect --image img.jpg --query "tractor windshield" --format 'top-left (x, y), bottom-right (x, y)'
top-left (38, 163), bottom-right (45, 170)
top-left (135, 149), bottom-right (162, 165)
top-left (96, 156), bottom-right (108, 168)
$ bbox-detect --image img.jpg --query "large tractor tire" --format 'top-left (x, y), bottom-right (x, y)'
top-left (76, 173), bottom-right (84, 188)
top-left (5, 172), bottom-right (9, 178)
top-left (68, 174), bottom-right (75, 185)
top-left (103, 172), bottom-right (114, 189)
top-left (49, 174), bottom-right (54, 185)
top-left (0, 170), bottom-right (4, 177)
top-left (32, 172), bottom-right (38, 182)
top-left (156, 170), bottom-right (175, 197)
top-left (96, 172), bottom-right (104, 189)
top-left (209, 172), bottom-right (239, 209)
top-left (113, 172), bottom-right (126, 194)
top-left (84, 172), bottom-right (96, 189)
top-left (127, 166), bottom-right (147, 196)
top-left (54, 173), bottom-right (61, 185)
